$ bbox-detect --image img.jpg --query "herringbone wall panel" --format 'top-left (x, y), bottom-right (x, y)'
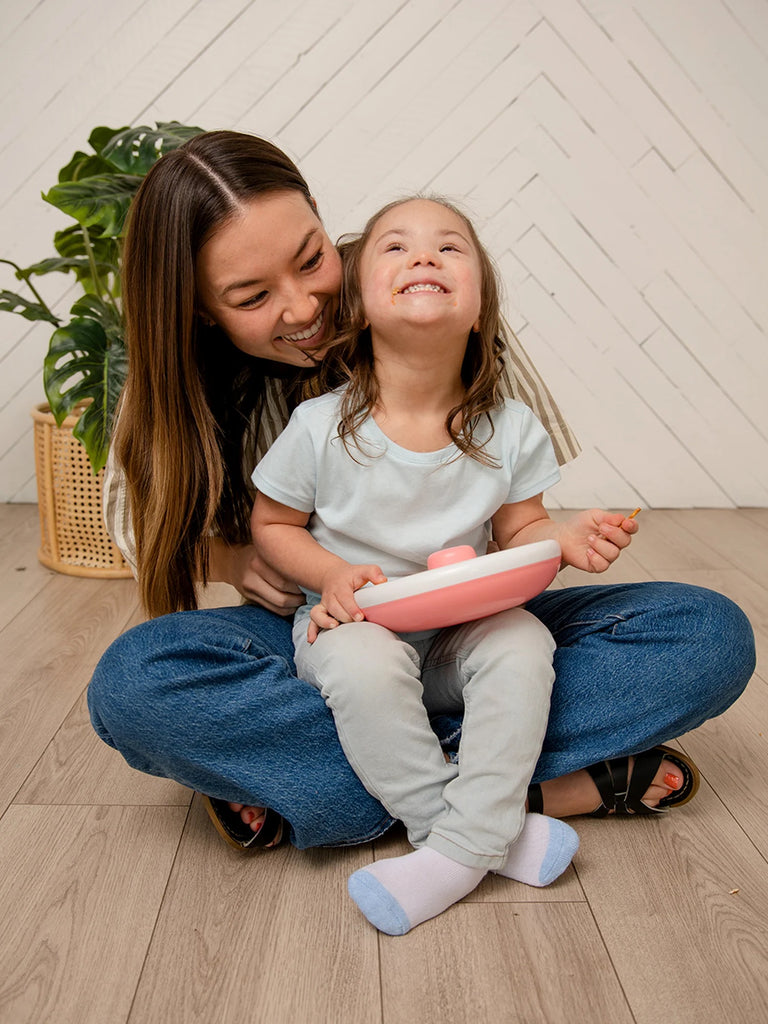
top-left (2, 0), bottom-right (767, 506)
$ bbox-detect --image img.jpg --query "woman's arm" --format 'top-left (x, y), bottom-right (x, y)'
top-left (252, 493), bottom-right (386, 639)
top-left (491, 495), bottom-right (638, 573)
top-left (207, 536), bottom-right (305, 615)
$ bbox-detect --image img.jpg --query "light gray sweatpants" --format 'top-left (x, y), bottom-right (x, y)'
top-left (292, 606), bottom-right (556, 870)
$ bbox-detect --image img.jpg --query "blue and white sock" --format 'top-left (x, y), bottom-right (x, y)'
top-left (495, 813), bottom-right (579, 887)
top-left (348, 847), bottom-right (486, 936)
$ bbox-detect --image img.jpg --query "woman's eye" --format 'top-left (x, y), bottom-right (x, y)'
top-left (239, 290), bottom-right (268, 308)
top-left (302, 249), bottom-right (323, 271)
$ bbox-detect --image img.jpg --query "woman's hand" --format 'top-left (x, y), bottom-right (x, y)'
top-left (307, 563), bottom-right (387, 643)
top-left (209, 538), bottom-right (304, 615)
top-left (557, 509), bottom-right (639, 573)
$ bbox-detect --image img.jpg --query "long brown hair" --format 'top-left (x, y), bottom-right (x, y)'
top-left (116, 131), bottom-right (314, 616)
top-left (316, 196), bottom-right (508, 465)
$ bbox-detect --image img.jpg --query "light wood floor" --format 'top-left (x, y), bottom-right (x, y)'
top-left (1, 504), bottom-right (767, 1024)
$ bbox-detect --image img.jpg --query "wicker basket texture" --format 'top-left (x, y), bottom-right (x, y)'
top-left (32, 404), bottom-right (132, 578)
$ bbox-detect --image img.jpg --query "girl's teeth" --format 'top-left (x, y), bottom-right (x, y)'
top-left (285, 312), bottom-right (323, 342)
top-left (401, 283), bottom-right (444, 294)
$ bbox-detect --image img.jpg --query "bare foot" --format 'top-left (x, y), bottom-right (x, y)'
top-left (528, 756), bottom-right (683, 818)
top-left (228, 802), bottom-right (283, 846)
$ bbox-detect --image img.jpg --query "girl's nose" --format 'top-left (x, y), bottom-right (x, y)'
top-left (409, 249), bottom-right (440, 268)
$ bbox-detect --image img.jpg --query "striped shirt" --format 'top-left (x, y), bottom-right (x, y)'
top-left (103, 341), bottom-right (580, 573)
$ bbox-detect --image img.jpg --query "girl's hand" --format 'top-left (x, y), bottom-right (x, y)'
top-left (307, 563), bottom-right (387, 643)
top-left (557, 509), bottom-right (639, 573)
top-left (209, 538), bottom-right (304, 615)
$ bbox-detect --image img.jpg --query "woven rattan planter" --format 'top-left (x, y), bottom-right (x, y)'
top-left (32, 403), bottom-right (132, 578)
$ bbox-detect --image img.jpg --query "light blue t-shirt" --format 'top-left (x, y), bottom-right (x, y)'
top-left (252, 390), bottom-right (560, 604)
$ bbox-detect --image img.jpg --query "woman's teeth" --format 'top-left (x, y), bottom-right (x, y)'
top-left (284, 311), bottom-right (323, 342)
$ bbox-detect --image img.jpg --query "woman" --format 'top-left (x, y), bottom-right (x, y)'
top-left (89, 130), bottom-right (755, 851)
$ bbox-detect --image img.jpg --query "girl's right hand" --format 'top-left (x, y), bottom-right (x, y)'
top-left (306, 563), bottom-right (387, 642)
top-left (209, 538), bottom-right (304, 615)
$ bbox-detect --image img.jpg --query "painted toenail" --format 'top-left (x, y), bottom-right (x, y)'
top-left (664, 772), bottom-right (681, 789)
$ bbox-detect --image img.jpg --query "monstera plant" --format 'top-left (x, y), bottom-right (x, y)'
top-left (1, 121), bottom-right (204, 471)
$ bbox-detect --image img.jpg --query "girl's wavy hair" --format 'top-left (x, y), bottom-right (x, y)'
top-left (315, 196), bottom-right (508, 466)
top-left (116, 130), bottom-right (317, 616)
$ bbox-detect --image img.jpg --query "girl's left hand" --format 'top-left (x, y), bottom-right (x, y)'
top-left (558, 509), bottom-right (639, 573)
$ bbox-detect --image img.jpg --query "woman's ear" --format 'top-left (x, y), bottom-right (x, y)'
top-left (197, 311), bottom-right (215, 327)
top-left (473, 319), bottom-right (481, 333)
top-left (309, 196), bottom-right (318, 212)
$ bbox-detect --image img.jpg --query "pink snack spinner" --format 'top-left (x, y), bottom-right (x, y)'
top-left (355, 540), bottom-right (561, 632)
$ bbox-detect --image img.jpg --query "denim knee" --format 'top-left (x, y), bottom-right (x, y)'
top-left (677, 584), bottom-right (755, 713)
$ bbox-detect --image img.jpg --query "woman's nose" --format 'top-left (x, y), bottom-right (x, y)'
top-left (282, 285), bottom-right (318, 328)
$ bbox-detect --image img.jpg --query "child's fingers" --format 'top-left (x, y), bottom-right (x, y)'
top-left (308, 604), bottom-right (340, 642)
top-left (585, 545), bottom-right (612, 573)
top-left (325, 593), bottom-right (365, 625)
top-left (596, 520), bottom-right (636, 547)
top-left (354, 565), bottom-right (387, 588)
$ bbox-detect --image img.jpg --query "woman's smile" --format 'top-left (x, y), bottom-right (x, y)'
top-left (196, 190), bottom-right (342, 367)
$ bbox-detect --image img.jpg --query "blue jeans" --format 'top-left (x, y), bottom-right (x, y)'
top-left (87, 581), bottom-right (755, 849)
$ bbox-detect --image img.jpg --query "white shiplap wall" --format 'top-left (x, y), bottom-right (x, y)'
top-left (1, 0), bottom-right (767, 506)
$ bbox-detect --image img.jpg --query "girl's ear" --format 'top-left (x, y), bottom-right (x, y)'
top-left (473, 319), bottom-right (481, 333)
top-left (309, 196), bottom-right (318, 211)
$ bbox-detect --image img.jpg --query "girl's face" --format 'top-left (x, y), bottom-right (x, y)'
top-left (196, 190), bottom-right (342, 367)
top-left (358, 199), bottom-right (483, 341)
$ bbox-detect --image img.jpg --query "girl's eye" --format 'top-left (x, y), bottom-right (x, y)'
top-left (302, 249), bottom-right (324, 271)
top-left (385, 242), bottom-right (405, 252)
top-left (440, 243), bottom-right (460, 252)
top-left (239, 290), bottom-right (268, 309)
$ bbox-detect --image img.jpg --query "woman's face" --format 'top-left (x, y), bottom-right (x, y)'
top-left (196, 190), bottom-right (342, 367)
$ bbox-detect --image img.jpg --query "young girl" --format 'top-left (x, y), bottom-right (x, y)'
top-left (250, 196), bottom-right (639, 935)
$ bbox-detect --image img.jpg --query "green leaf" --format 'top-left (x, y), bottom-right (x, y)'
top-left (54, 224), bottom-right (119, 265)
top-left (42, 173), bottom-right (144, 237)
top-left (22, 255), bottom-right (117, 280)
top-left (0, 289), bottom-right (60, 324)
top-left (43, 305), bottom-right (127, 472)
top-left (58, 150), bottom-right (117, 184)
top-left (88, 125), bottom-right (130, 158)
top-left (69, 294), bottom-right (122, 334)
top-left (100, 121), bottom-right (205, 174)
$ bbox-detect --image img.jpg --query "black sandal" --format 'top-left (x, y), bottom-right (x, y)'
top-left (527, 745), bottom-right (700, 817)
top-left (201, 795), bottom-right (285, 850)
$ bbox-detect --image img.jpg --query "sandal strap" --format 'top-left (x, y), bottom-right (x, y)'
top-left (527, 783), bottom-right (544, 815)
top-left (585, 760), bottom-right (616, 817)
top-left (623, 748), bottom-right (666, 814)
top-left (584, 746), bottom-right (699, 818)
top-left (606, 756), bottom-right (630, 811)
top-left (586, 754), bottom-right (663, 816)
